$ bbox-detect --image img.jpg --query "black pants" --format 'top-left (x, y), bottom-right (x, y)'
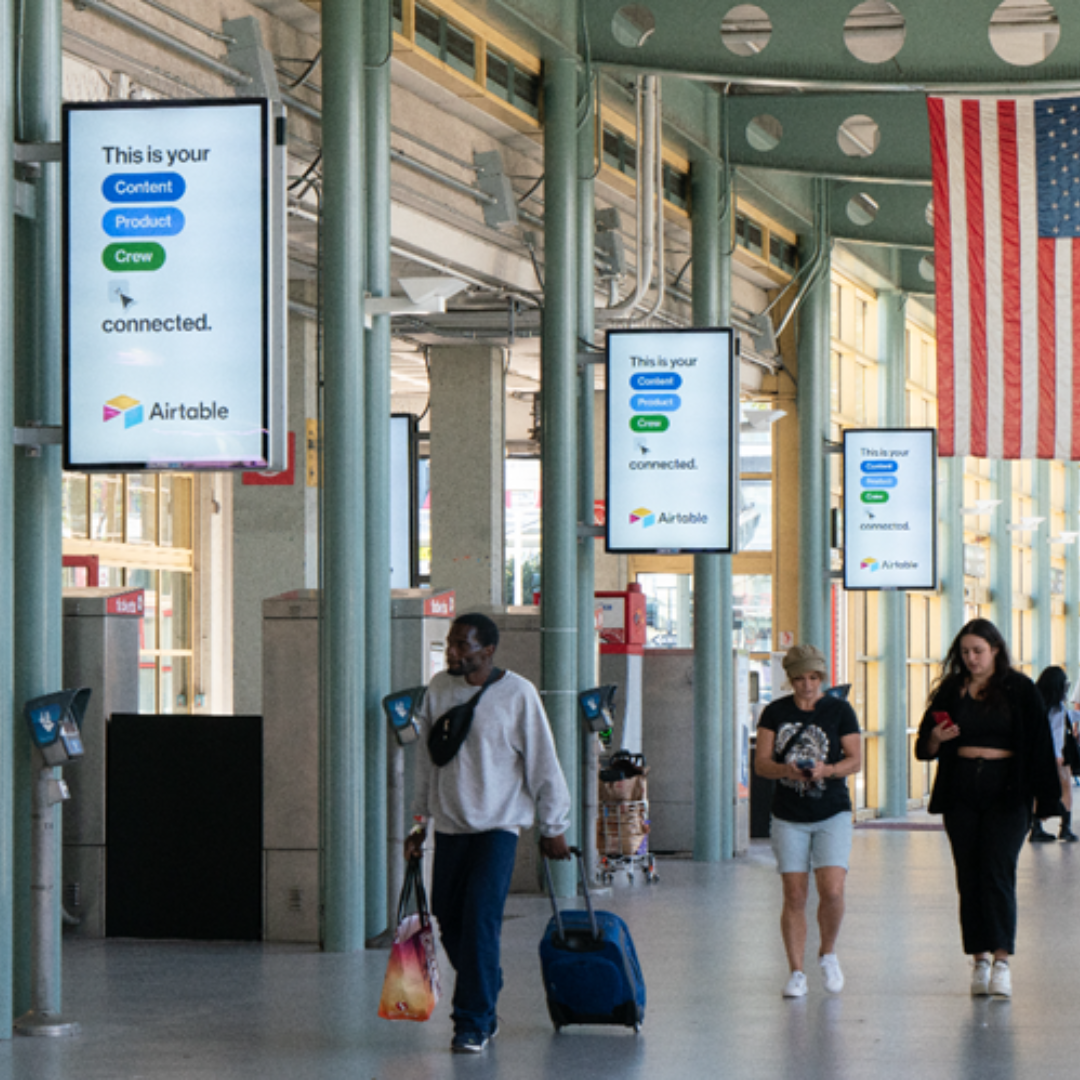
top-left (943, 757), bottom-right (1029, 955)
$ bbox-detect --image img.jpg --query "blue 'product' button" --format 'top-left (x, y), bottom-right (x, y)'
top-left (861, 460), bottom-right (898, 473)
top-left (630, 393), bottom-right (681, 411)
top-left (861, 476), bottom-right (898, 488)
top-left (102, 173), bottom-right (186, 203)
top-left (103, 207), bottom-right (185, 237)
top-left (630, 372), bottom-right (683, 391)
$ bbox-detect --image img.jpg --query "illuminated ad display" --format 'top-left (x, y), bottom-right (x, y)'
top-left (606, 328), bottom-right (738, 554)
top-left (843, 428), bottom-right (937, 591)
top-left (63, 99), bottom-right (284, 471)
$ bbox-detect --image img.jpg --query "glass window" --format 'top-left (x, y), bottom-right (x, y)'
top-left (417, 455), bottom-right (431, 580)
top-left (739, 423), bottom-right (773, 474)
top-left (505, 459), bottom-right (541, 605)
top-left (733, 574), bottom-right (772, 654)
top-left (739, 480), bottom-right (772, 552)
top-left (830, 350), bottom-right (841, 414)
top-left (636, 573), bottom-right (693, 648)
top-left (445, 21), bottom-right (476, 76)
top-left (128, 569), bottom-right (158, 650)
top-left (855, 298), bottom-right (868, 354)
top-left (831, 283), bottom-right (842, 341)
top-left (63, 475), bottom-right (89, 539)
top-left (160, 570), bottom-right (191, 652)
top-left (160, 475), bottom-right (192, 548)
top-left (90, 475), bottom-right (124, 542)
top-left (126, 476), bottom-right (158, 545)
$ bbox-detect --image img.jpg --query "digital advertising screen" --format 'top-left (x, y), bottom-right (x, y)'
top-left (606, 328), bottom-right (738, 554)
top-left (843, 428), bottom-right (937, 591)
top-left (63, 98), bottom-right (283, 471)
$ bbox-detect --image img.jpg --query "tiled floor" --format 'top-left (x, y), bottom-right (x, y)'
top-left (4, 821), bottom-right (1078, 1079)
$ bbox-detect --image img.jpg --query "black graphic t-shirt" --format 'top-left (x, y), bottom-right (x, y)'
top-left (757, 694), bottom-right (860, 823)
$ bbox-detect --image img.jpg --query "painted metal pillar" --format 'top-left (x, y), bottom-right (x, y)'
top-left (363, 0), bottom-right (390, 942)
top-left (1034, 460), bottom-right (1052, 675)
top-left (797, 181), bottom-right (832, 663)
top-left (541, 54), bottom-right (579, 896)
top-left (0, 0), bottom-right (15, 1040)
top-left (320, 0), bottom-right (366, 952)
top-left (690, 89), bottom-right (733, 861)
top-left (992, 461), bottom-right (1014, 644)
top-left (1067, 466), bottom-right (1080, 686)
top-left (942, 456), bottom-right (967, 645)
top-left (12, 0), bottom-right (63, 1021)
top-left (878, 291), bottom-right (908, 819)
top-left (576, 70), bottom-right (599, 880)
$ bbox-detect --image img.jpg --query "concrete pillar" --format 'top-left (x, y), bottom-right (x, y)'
top-left (797, 181), bottom-right (832, 664)
top-left (878, 290), bottom-right (908, 819)
top-left (1067, 466), bottom-right (1080, 686)
top-left (941, 456), bottom-right (967, 646)
top-left (992, 461), bottom-right (1014, 642)
top-left (428, 346), bottom-right (505, 611)
top-left (1034, 461), bottom-right (1052, 675)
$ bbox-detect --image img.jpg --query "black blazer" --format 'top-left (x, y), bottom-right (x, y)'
top-left (915, 671), bottom-right (1061, 818)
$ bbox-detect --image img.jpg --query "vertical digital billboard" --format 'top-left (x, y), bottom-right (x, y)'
top-left (843, 428), bottom-right (937, 590)
top-left (63, 98), bottom-right (286, 471)
top-left (606, 328), bottom-right (738, 554)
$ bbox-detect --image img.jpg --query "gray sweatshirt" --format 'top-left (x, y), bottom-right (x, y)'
top-left (413, 669), bottom-right (571, 837)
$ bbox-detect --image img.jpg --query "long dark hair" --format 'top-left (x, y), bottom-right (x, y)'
top-left (1036, 665), bottom-right (1069, 712)
top-left (930, 618), bottom-right (1013, 704)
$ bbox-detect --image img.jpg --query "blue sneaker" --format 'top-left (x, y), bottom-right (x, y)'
top-left (450, 1031), bottom-right (489, 1054)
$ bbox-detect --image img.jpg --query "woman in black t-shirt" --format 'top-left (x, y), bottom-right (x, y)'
top-left (916, 618), bottom-right (1059, 999)
top-left (754, 645), bottom-right (862, 999)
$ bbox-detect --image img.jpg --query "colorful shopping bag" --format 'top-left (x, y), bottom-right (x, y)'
top-left (378, 860), bottom-right (441, 1022)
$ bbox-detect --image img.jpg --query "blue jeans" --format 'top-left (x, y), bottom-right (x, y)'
top-left (431, 830), bottom-right (518, 1036)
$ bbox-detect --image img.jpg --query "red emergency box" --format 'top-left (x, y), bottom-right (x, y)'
top-left (595, 584), bottom-right (647, 655)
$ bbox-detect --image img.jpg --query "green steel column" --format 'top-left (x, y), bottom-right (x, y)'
top-left (689, 90), bottom-right (727, 862)
top-left (12, 0), bottom-right (62, 1019)
top-left (363, 0), bottom-right (390, 942)
top-left (992, 462), bottom-right (1014, 643)
top-left (0, 0), bottom-right (15, 1039)
top-left (1067, 466), bottom-right (1080, 686)
top-left (1034, 461), bottom-right (1052, 675)
top-left (942, 456), bottom-right (967, 645)
top-left (541, 54), bottom-right (578, 896)
top-left (797, 181), bottom-right (832, 662)
top-left (576, 70), bottom-right (598, 878)
top-left (320, 0), bottom-right (366, 952)
top-left (878, 291), bottom-right (907, 819)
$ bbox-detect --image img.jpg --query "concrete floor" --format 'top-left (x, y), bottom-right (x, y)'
top-left (4, 821), bottom-right (1079, 1079)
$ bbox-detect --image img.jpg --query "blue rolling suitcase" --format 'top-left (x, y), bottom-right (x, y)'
top-left (539, 848), bottom-right (646, 1032)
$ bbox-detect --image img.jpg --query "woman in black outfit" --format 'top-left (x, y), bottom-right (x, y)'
top-left (916, 619), bottom-right (1059, 998)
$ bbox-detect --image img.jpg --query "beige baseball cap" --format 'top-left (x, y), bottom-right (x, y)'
top-left (782, 644), bottom-right (827, 678)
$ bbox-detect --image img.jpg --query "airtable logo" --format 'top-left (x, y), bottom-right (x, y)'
top-left (630, 507), bottom-right (655, 528)
top-left (861, 558), bottom-right (880, 572)
top-left (103, 394), bottom-right (144, 428)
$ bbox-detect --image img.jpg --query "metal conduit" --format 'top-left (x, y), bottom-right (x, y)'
top-left (136, 0), bottom-right (235, 43)
top-left (72, 0), bottom-right (252, 85)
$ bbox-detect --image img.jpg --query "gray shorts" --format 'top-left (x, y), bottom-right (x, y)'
top-left (770, 811), bottom-right (853, 874)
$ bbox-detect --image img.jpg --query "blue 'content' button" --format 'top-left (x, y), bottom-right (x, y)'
top-left (630, 393), bottom-right (681, 411)
top-left (630, 372), bottom-right (683, 391)
top-left (861, 476), bottom-right (898, 488)
top-left (102, 173), bottom-right (186, 203)
top-left (861, 460), bottom-right (898, 473)
top-left (103, 208), bottom-right (185, 237)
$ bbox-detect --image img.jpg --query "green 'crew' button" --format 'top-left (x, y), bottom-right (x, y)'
top-left (630, 415), bottom-right (670, 433)
top-left (102, 242), bottom-right (166, 272)
top-left (861, 491), bottom-right (889, 503)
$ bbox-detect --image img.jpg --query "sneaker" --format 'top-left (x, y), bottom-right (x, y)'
top-left (971, 958), bottom-right (992, 996)
top-left (989, 960), bottom-right (1012, 998)
top-left (1029, 823), bottom-right (1056, 843)
top-left (819, 953), bottom-right (844, 993)
top-left (1060, 827), bottom-right (1079, 842)
top-left (450, 1031), bottom-right (490, 1054)
top-left (782, 971), bottom-right (808, 998)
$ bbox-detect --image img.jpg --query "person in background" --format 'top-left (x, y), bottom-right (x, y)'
top-left (754, 644), bottom-right (862, 999)
top-left (1030, 666), bottom-right (1079, 843)
top-left (916, 619), bottom-right (1060, 998)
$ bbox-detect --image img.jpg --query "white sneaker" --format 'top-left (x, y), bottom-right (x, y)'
top-left (819, 953), bottom-right (844, 993)
top-left (971, 958), bottom-right (992, 996)
top-left (782, 970), bottom-right (808, 998)
top-left (989, 960), bottom-right (1012, 998)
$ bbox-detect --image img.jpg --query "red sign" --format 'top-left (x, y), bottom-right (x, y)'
top-left (106, 590), bottom-right (145, 616)
top-left (424, 592), bottom-right (456, 618)
top-left (242, 431), bottom-right (296, 486)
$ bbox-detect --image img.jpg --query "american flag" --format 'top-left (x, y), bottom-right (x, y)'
top-left (929, 94), bottom-right (1080, 459)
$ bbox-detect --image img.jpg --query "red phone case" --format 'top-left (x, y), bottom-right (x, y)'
top-left (932, 711), bottom-right (951, 726)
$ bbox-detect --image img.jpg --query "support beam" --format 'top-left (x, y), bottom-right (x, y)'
top-left (941, 456), bottom-right (967, 652)
top-left (320, 0), bottom-right (366, 953)
top-left (878, 290), bottom-right (907, 819)
top-left (1067, 466), bottom-right (1080, 686)
top-left (364, 0), bottom-right (391, 943)
top-left (1034, 461), bottom-right (1052, 676)
top-left (992, 462), bottom-right (1014, 644)
top-left (541, 54), bottom-right (579, 897)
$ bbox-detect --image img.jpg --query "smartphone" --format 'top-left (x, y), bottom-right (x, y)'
top-left (795, 758), bottom-right (815, 777)
top-left (932, 711), bottom-right (952, 727)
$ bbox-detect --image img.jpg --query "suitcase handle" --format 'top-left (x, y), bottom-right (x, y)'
top-left (542, 846), bottom-right (600, 943)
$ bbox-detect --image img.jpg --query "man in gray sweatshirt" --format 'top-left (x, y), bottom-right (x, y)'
top-left (406, 612), bottom-right (571, 1054)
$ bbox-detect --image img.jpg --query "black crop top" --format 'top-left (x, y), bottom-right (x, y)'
top-left (953, 693), bottom-right (1015, 752)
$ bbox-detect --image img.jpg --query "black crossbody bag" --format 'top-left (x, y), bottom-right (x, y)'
top-left (427, 668), bottom-right (503, 767)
